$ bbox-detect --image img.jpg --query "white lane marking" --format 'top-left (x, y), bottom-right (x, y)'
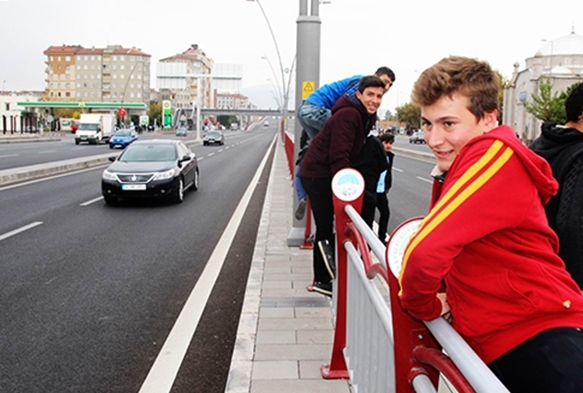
top-left (218, 149), bottom-right (224, 153)
top-left (138, 133), bottom-right (277, 393)
top-left (0, 154), bottom-right (18, 158)
top-left (207, 152), bottom-right (215, 157)
top-left (80, 196), bottom-right (104, 206)
top-left (0, 221), bottom-right (43, 242)
top-left (197, 157), bottom-right (204, 161)
top-left (393, 167), bottom-right (404, 173)
top-left (38, 150), bottom-right (57, 154)
top-left (416, 176), bottom-right (433, 184)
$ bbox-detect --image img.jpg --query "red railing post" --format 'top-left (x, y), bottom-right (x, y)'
top-left (321, 169), bottom-right (365, 379)
top-left (385, 218), bottom-right (441, 392)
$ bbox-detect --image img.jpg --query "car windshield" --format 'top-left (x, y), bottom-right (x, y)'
top-left (120, 144), bottom-right (177, 162)
top-left (206, 131), bottom-right (221, 138)
top-left (114, 130), bottom-right (132, 136)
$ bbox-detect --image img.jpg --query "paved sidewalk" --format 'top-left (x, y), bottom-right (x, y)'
top-left (225, 139), bottom-right (351, 393)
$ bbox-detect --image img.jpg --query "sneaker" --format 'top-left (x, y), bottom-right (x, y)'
top-left (295, 199), bottom-right (307, 220)
top-left (318, 240), bottom-right (335, 280)
top-left (312, 281), bottom-right (332, 297)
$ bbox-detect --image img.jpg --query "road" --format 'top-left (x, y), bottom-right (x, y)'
top-left (0, 125), bottom-right (276, 393)
top-left (0, 131), bottom-right (203, 170)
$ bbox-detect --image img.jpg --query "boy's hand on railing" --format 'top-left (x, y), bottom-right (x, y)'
top-left (437, 293), bottom-right (452, 323)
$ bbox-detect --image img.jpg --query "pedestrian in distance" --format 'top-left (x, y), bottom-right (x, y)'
top-left (299, 75), bottom-right (387, 297)
top-left (529, 82), bottom-right (583, 293)
top-left (294, 67), bottom-right (395, 220)
top-left (398, 56), bottom-right (583, 393)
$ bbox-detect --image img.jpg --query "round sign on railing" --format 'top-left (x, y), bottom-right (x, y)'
top-left (331, 168), bottom-right (365, 202)
top-left (386, 217), bottom-right (423, 278)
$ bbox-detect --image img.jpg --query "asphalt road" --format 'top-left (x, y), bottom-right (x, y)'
top-left (0, 125), bottom-right (277, 393)
top-left (0, 130), bottom-right (229, 170)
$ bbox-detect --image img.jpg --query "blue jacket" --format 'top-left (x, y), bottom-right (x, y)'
top-left (305, 75), bottom-right (362, 108)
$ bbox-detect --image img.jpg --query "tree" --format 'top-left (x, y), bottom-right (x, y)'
top-left (383, 109), bottom-right (392, 121)
top-left (395, 102), bottom-right (421, 128)
top-left (148, 102), bottom-right (162, 126)
top-left (524, 78), bottom-right (567, 124)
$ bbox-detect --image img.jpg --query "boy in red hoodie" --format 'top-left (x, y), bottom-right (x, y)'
top-left (398, 56), bottom-right (583, 393)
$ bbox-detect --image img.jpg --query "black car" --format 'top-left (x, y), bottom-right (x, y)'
top-left (203, 130), bottom-right (225, 146)
top-left (101, 139), bottom-right (199, 204)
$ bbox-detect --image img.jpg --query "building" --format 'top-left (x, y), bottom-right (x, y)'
top-left (156, 44), bottom-right (214, 110)
top-left (503, 31), bottom-right (583, 143)
top-left (43, 45), bottom-right (151, 105)
top-left (1, 91), bottom-right (43, 133)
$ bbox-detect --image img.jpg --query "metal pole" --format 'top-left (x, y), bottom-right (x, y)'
top-left (287, 0), bottom-right (322, 246)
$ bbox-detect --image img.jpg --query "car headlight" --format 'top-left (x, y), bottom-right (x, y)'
top-left (102, 170), bottom-right (117, 181)
top-left (152, 168), bottom-right (176, 180)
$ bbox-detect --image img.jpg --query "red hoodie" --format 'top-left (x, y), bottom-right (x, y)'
top-left (398, 125), bottom-right (583, 363)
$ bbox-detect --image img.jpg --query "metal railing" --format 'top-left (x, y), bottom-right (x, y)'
top-left (320, 168), bottom-right (510, 393)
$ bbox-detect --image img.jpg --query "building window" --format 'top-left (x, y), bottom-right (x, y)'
top-left (65, 56), bottom-right (70, 61)
top-left (113, 55), bottom-right (117, 61)
top-left (65, 92), bottom-right (71, 97)
top-left (120, 55), bottom-right (124, 61)
top-left (58, 56), bottom-right (61, 61)
top-left (120, 65), bottom-right (125, 70)
top-left (5, 103), bottom-right (9, 111)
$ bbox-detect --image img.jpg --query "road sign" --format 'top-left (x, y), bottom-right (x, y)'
top-left (118, 108), bottom-right (127, 117)
top-left (162, 100), bottom-right (172, 128)
top-left (302, 81), bottom-right (315, 100)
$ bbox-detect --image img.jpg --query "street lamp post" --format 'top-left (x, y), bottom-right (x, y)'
top-left (247, 0), bottom-right (291, 127)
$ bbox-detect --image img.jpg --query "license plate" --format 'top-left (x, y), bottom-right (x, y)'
top-left (122, 184), bottom-right (146, 190)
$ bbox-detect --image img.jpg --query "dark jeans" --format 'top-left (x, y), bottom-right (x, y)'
top-left (300, 176), bottom-right (334, 283)
top-left (488, 327), bottom-right (583, 393)
top-left (376, 192), bottom-right (390, 242)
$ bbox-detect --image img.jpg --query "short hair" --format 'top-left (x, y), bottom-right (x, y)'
top-left (379, 133), bottom-right (395, 143)
top-left (358, 75), bottom-right (386, 93)
top-left (411, 56), bottom-right (500, 121)
top-left (565, 83), bottom-right (583, 123)
top-left (375, 66), bottom-right (396, 83)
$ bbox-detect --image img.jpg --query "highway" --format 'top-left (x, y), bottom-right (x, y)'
top-left (0, 127), bottom-right (435, 392)
top-left (0, 125), bottom-right (277, 393)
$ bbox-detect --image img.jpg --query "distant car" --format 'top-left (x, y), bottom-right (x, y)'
top-left (175, 127), bottom-right (188, 137)
top-left (101, 139), bottom-right (199, 204)
top-left (109, 128), bottom-right (138, 149)
top-left (263, 120), bottom-right (270, 127)
top-left (203, 130), bottom-right (225, 146)
top-left (409, 131), bottom-right (426, 144)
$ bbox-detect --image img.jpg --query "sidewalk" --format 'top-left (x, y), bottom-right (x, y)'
top-left (225, 138), bottom-right (351, 393)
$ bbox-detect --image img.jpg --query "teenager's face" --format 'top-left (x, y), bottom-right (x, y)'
top-left (422, 94), bottom-right (497, 172)
top-left (357, 86), bottom-right (384, 114)
top-left (378, 75), bottom-right (394, 92)
top-left (382, 140), bottom-right (393, 152)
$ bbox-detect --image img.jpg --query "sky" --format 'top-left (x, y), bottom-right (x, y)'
top-left (0, 0), bottom-right (579, 114)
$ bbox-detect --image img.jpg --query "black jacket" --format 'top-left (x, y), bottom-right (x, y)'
top-left (530, 122), bottom-right (583, 288)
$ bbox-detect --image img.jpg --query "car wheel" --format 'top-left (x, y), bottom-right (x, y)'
top-left (103, 195), bottom-right (117, 205)
top-left (191, 169), bottom-right (199, 191)
top-left (109, 145), bottom-right (114, 149)
top-left (75, 139), bottom-right (80, 145)
top-left (173, 178), bottom-right (184, 203)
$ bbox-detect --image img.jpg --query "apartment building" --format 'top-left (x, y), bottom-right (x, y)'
top-left (44, 45), bottom-right (151, 104)
top-left (157, 44), bottom-right (214, 110)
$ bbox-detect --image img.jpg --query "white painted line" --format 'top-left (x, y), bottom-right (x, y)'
top-left (197, 157), bottom-right (204, 161)
top-left (416, 176), bottom-right (433, 184)
top-left (80, 196), bottom-right (104, 206)
top-left (393, 167), bottom-right (404, 173)
top-left (207, 152), bottom-right (215, 157)
top-left (138, 133), bottom-right (277, 393)
top-left (38, 150), bottom-right (57, 154)
top-left (0, 221), bottom-right (43, 241)
top-left (0, 154), bottom-right (18, 158)
top-left (218, 149), bottom-right (224, 153)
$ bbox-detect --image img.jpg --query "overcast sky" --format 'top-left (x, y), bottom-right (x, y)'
top-left (0, 0), bottom-right (579, 113)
